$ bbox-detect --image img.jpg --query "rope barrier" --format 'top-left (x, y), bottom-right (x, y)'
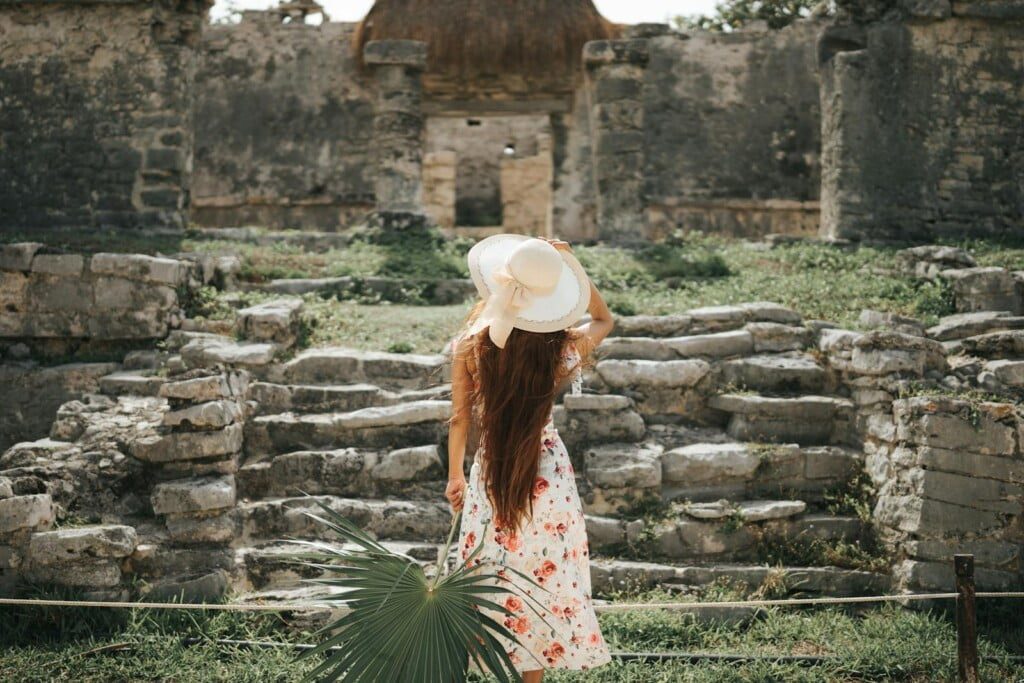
top-left (2, 592), bottom-right (1023, 613)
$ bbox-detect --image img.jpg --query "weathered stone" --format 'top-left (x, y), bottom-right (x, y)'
top-left (737, 499), bottom-right (807, 522)
top-left (893, 398), bottom-right (1017, 455)
top-left (858, 309), bottom-right (926, 336)
top-left (370, 445), bottom-right (442, 482)
top-left (662, 443), bottom-right (760, 484)
top-left (745, 323), bottom-right (810, 353)
top-left (663, 330), bottom-right (754, 358)
top-left (959, 330), bottom-right (1024, 358)
top-left (687, 305), bottom-right (747, 329)
top-left (683, 500), bottom-right (733, 520)
top-left (901, 468), bottom-right (1021, 514)
top-left (739, 302), bottom-right (802, 325)
top-left (851, 331), bottom-right (946, 376)
top-left (131, 423), bottom-right (244, 463)
top-left (0, 243), bottom-right (44, 271)
top-left (803, 447), bottom-right (860, 480)
top-left (32, 254), bottom-right (84, 277)
top-left (0, 478), bottom-right (12, 499)
top-left (584, 443), bottom-right (662, 489)
top-left (984, 360), bottom-right (1024, 387)
top-left (151, 476), bottom-right (236, 515)
top-left (613, 315), bottom-right (691, 337)
top-left (28, 525), bottom-right (137, 565)
top-left (818, 328), bottom-right (863, 354)
top-left (163, 400), bottom-right (244, 430)
top-left (90, 253), bottom-right (188, 286)
top-left (942, 267), bottom-right (1021, 314)
top-left (893, 560), bottom-right (1016, 593)
top-left (29, 560), bottom-right (122, 588)
top-left (181, 338), bottom-right (277, 369)
top-left (874, 494), bottom-right (1004, 536)
top-left (903, 538), bottom-right (1021, 569)
top-left (926, 311), bottom-right (1024, 341)
top-left (589, 559), bottom-right (680, 594)
top-left (585, 515), bottom-right (627, 548)
top-left (279, 348), bottom-right (446, 389)
top-left (236, 297), bottom-right (304, 346)
top-left (563, 394), bottom-right (633, 412)
top-left (159, 372), bottom-right (249, 402)
top-left (0, 494), bottom-right (56, 534)
top-left (146, 569), bottom-right (229, 603)
top-left (596, 359), bottom-right (710, 388)
top-left (597, 337), bottom-right (675, 361)
top-left (720, 355), bottom-right (826, 393)
top-left (166, 511), bottom-right (239, 544)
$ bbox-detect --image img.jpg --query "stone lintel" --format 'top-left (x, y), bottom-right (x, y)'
top-left (583, 39), bottom-right (650, 69)
top-left (363, 40), bottom-right (428, 70)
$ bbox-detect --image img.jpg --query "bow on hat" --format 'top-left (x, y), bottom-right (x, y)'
top-left (469, 263), bottom-right (557, 349)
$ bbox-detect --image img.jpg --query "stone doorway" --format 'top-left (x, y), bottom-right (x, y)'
top-left (423, 114), bottom-right (553, 237)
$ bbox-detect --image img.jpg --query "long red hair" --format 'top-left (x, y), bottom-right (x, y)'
top-left (469, 326), bottom-right (570, 532)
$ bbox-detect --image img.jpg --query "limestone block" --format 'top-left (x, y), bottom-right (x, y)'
top-left (0, 494), bottom-right (56, 534)
top-left (959, 330), bottom-right (1024, 358)
top-left (166, 511), bottom-right (238, 544)
top-left (29, 561), bottom-right (122, 588)
top-left (151, 476), bottom-right (237, 515)
top-left (371, 445), bottom-right (442, 482)
top-left (146, 569), bottom-right (229, 603)
top-left (661, 443), bottom-right (759, 484)
top-left (926, 311), bottom-right (1024, 341)
top-left (738, 500), bottom-right (807, 522)
top-left (874, 494), bottom-right (1004, 536)
top-left (903, 538), bottom-right (1020, 569)
top-left (28, 525), bottom-right (137, 565)
top-left (682, 500), bottom-right (733, 520)
top-left (739, 302), bottom-right (802, 325)
top-left (181, 338), bottom-right (277, 369)
top-left (563, 394), bottom-right (633, 412)
top-left (745, 323), bottom-right (810, 353)
top-left (893, 398), bottom-right (1017, 455)
top-left (236, 298), bottom-right (304, 346)
top-left (985, 360), bottom-right (1024, 387)
top-left (895, 446), bottom-right (1024, 483)
top-left (687, 305), bottom-right (747, 330)
top-left (163, 400), bottom-right (244, 430)
top-left (0, 242), bottom-right (44, 271)
top-left (90, 253), bottom-right (188, 286)
top-left (902, 468), bottom-right (1021, 514)
top-left (596, 359), bottom-right (710, 388)
top-left (0, 478), bottom-right (12, 498)
top-left (159, 372), bottom-right (249, 402)
top-left (0, 271), bottom-right (28, 311)
top-left (802, 447), bottom-right (860, 480)
top-left (721, 355), bottom-right (826, 393)
top-left (32, 254), bottom-right (84, 277)
top-left (818, 328), bottom-right (863, 355)
top-left (613, 315), bottom-right (691, 337)
top-left (663, 330), bottom-right (754, 358)
top-left (893, 560), bottom-right (1016, 593)
top-left (598, 337), bottom-right (674, 361)
top-left (27, 274), bottom-right (94, 313)
top-left (942, 267), bottom-right (1021, 314)
top-left (584, 443), bottom-right (662, 489)
top-left (131, 423), bottom-right (244, 463)
top-left (589, 559), bottom-right (679, 594)
top-left (584, 515), bottom-right (627, 548)
top-left (94, 277), bottom-right (176, 311)
top-left (858, 309), bottom-right (926, 336)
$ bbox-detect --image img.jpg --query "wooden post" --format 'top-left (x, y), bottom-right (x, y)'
top-left (955, 554), bottom-right (979, 683)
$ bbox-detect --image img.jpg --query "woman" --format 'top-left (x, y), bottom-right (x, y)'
top-left (445, 235), bottom-right (615, 681)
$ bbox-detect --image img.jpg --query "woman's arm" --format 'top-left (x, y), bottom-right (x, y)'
top-left (445, 338), bottom-right (472, 512)
top-left (546, 240), bottom-right (614, 355)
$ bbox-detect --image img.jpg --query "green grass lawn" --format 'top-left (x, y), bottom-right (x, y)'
top-left (2, 595), bottom-right (1021, 682)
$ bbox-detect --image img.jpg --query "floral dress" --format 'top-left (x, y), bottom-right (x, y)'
top-left (458, 343), bottom-right (612, 673)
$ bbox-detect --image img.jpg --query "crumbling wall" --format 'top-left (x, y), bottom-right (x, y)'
top-left (642, 21), bottom-right (824, 238)
top-left (820, 2), bottom-right (1024, 241)
top-left (192, 16), bottom-right (375, 229)
top-left (0, 0), bottom-right (209, 232)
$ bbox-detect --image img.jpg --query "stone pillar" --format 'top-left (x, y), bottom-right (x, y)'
top-left (363, 40), bottom-right (428, 217)
top-left (583, 39), bottom-right (649, 243)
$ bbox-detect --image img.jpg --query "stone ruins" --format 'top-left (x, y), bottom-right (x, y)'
top-left (0, 0), bottom-right (1022, 606)
top-left (1, 0), bottom-right (1021, 242)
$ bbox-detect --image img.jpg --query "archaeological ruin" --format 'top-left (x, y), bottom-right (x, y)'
top-left (0, 0), bottom-right (1023, 612)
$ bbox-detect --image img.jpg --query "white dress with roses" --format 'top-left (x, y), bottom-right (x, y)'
top-left (457, 343), bottom-right (612, 672)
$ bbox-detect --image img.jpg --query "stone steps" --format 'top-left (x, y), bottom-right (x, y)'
top-left (249, 381), bottom-right (450, 416)
top-left (708, 393), bottom-right (853, 445)
top-left (237, 444), bottom-right (445, 500)
top-left (589, 558), bottom-right (889, 597)
top-left (99, 370), bottom-right (166, 397)
top-left (235, 495), bottom-right (453, 544)
top-left (236, 540), bottom-right (442, 591)
top-left (586, 506), bottom-right (864, 564)
top-left (244, 400), bottom-right (451, 456)
top-left (719, 354), bottom-right (828, 394)
top-left (266, 347), bottom-right (448, 389)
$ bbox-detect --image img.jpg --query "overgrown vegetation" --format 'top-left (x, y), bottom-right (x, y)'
top-left (2, 588), bottom-right (1022, 682)
top-left (675, 0), bottom-right (829, 32)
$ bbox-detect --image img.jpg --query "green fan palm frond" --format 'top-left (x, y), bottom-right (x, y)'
top-left (291, 499), bottom-right (551, 682)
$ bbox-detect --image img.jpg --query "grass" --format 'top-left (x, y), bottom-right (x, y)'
top-left (2, 591), bottom-right (1022, 682)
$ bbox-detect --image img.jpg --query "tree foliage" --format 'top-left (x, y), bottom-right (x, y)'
top-left (675, 0), bottom-right (829, 32)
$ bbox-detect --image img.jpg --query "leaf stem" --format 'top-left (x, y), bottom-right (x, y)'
top-left (431, 511), bottom-right (462, 589)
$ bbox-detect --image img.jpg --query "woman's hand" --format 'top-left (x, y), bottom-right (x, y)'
top-left (445, 476), bottom-right (467, 512)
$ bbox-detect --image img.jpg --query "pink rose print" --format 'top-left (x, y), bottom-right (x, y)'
top-left (542, 641), bottom-right (566, 664)
top-left (533, 477), bottom-right (550, 497)
top-left (504, 596), bottom-right (523, 613)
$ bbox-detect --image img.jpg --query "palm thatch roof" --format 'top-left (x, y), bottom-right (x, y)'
top-left (354, 0), bottom-right (619, 82)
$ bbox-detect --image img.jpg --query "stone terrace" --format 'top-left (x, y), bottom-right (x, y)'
top-left (0, 242), bottom-right (1023, 609)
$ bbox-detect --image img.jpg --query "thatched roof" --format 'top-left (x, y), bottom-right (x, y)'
top-left (355, 0), bottom-right (619, 82)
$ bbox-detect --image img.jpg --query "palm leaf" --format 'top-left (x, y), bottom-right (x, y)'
top-left (291, 498), bottom-right (551, 682)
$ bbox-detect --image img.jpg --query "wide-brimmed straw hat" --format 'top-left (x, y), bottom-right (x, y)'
top-left (467, 234), bottom-right (591, 349)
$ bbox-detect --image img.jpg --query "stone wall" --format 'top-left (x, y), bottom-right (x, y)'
top-left (819, 2), bottom-right (1024, 241)
top-left (192, 16), bottom-right (375, 229)
top-left (0, 0), bottom-right (210, 232)
top-left (643, 21), bottom-right (824, 238)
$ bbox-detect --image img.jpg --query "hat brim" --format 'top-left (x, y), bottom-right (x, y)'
top-left (468, 234), bottom-right (591, 334)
